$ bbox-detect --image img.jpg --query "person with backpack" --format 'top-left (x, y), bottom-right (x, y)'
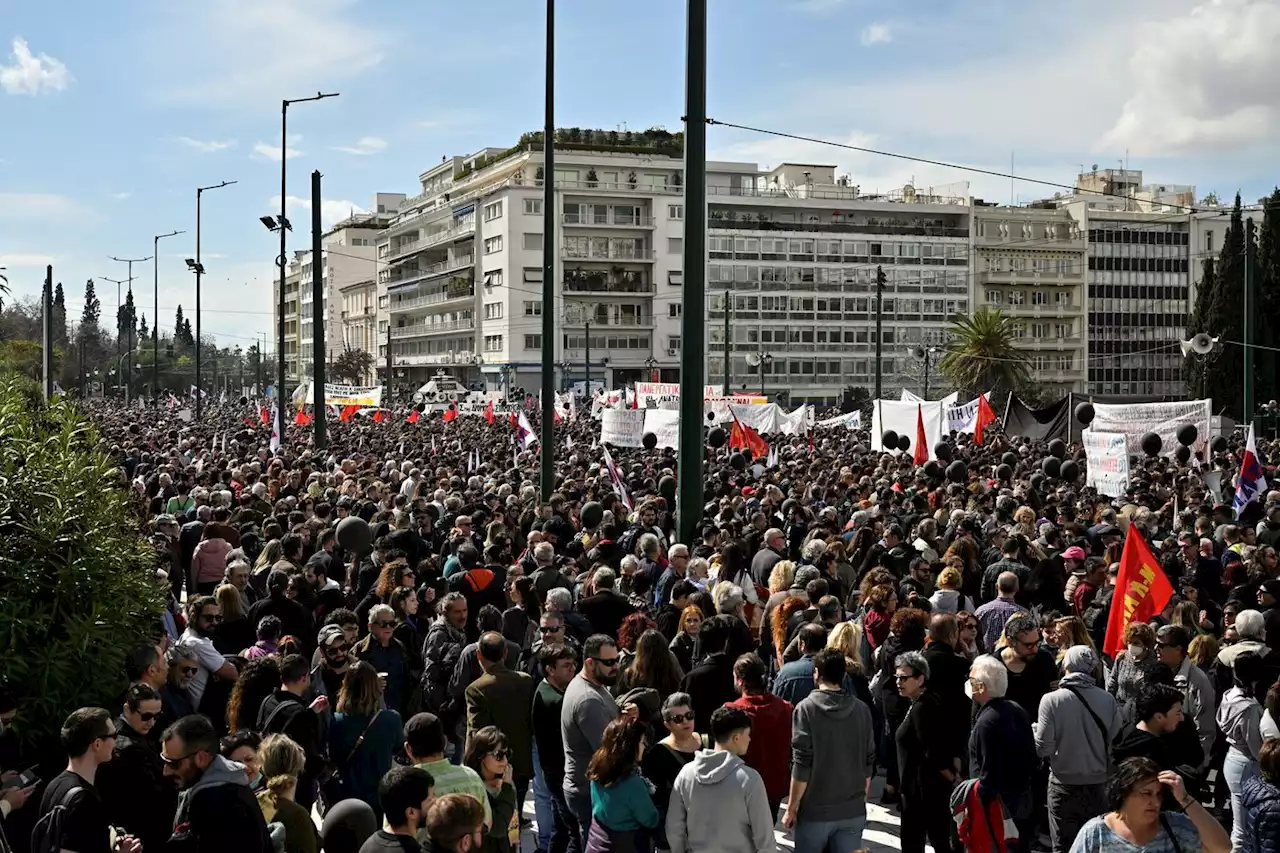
top-left (257, 654), bottom-right (328, 812)
top-left (33, 707), bottom-right (141, 853)
top-left (1034, 646), bottom-right (1122, 853)
top-left (162, 714), bottom-right (272, 851)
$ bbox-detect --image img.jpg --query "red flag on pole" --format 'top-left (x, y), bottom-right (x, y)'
top-left (974, 393), bottom-right (996, 446)
top-left (259, 406), bottom-right (270, 425)
top-left (371, 409), bottom-right (386, 423)
top-left (339, 404), bottom-right (358, 423)
top-left (509, 411), bottom-right (518, 428)
top-left (728, 410), bottom-right (768, 459)
top-left (294, 410), bottom-right (311, 426)
top-left (1103, 525), bottom-right (1175, 658)
top-left (485, 400), bottom-right (496, 424)
top-left (913, 404), bottom-right (928, 465)
top-left (443, 405), bottom-right (457, 423)
top-left (406, 409), bottom-right (420, 424)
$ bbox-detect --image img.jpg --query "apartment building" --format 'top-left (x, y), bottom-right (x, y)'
top-left (375, 131), bottom-right (974, 404)
top-left (275, 193), bottom-right (403, 384)
top-left (971, 205), bottom-right (1087, 394)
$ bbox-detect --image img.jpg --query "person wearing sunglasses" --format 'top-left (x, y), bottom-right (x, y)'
top-left (642, 693), bottom-right (702, 853)
top-left (159, 645), bottom-right (200, 734)
top-left (464, 726), bottom-right (520, 853)
top-left (351, 604), bottom-right (414, 716)
top-left (95, 684), bottom-right (174, 853)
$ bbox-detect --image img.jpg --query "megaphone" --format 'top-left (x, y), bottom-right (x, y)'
top-left (745, 353), bottom-right (761, 367)
top-left (912, 346), bottom-right (926, 359)
top-left (1180, 333), bottom-right (1218, 356)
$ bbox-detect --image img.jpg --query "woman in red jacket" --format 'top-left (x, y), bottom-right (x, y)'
top-left (724, 652), bottom-right (792, 822)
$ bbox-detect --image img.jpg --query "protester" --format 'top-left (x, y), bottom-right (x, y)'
top-left (584, 716), bottom-right (659, 853)
top-left (725, 653), bottom-right (792, 821)
top-left (463, 726), bottom-right (519, 853)
top-left (328, 661), bottom-right (403, 819)
top-left (893, 650), bottom-right (960, 853)
top-left (562, 634), bottom-right (622, 844)
top-left (361, 765), bottom-right (436, 853)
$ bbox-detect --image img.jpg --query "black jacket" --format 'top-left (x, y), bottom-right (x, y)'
top-left (679, 652), bottom-right (737, 732)
top-left (246, 594), bottom-right (313, 656)
top-left (257, 689), bottom-right (326, 779)
top-left (172, 758), bottom-right (272, 853)
top-left (920, 643), bottom-right (972, 748)
top-left (896, 690), bottom-right (961, 797)
top-left (969, 697), bottom-right (1037, 806)
top-left (577, 591), bottom-right (636, 641)
top-left (98, 716), bottom-right (174, 851)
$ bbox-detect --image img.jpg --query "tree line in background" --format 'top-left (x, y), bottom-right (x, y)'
top-left (1187, 189), bottom-right (1280, 418)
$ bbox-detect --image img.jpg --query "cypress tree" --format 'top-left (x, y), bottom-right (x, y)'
top-left (1256, 189), bottom-right (1280, 405)
top-left (1204, 194), bottom-right (1246, 417)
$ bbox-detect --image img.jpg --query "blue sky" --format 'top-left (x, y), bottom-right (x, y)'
top-left (3, 0), bottom-right (1279, 351)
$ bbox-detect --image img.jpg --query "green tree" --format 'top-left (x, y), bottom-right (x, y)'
top-left (138, 313), bottom-right (149, 341)
top-left (119, 289), bottom-right (137, 344)
top-left (174, 305), bottom-right (191, 347)
top-left (53, 282), bottom-right (66, 344)
top-left (80, 279), bottom-right (101, 342)
top-left (0, 378), bottom-right (165, 755)
top-left (330, 346), bottom-right (375, 384)
top-left (1256, 188), bottom-right (1280, 406)
top-left (1203, 193), bottom-right (1247, 417)
top-left (938, 307), bottom-right (1031, 397)
top-left (1185, 257), bottom-right (1217, 398)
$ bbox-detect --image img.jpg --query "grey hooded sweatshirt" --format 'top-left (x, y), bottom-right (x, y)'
top-left (791, 686), bottom-right (875, 821)
top-left (1035, 671), bottom-right (1122, 785)
top-left (666, 749), bottom-right (776, 853)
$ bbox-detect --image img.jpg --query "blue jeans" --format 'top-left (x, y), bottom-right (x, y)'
top-left (531, 742), bottom-right (555, 851)
top-left (1223, 748), bottom-right (1259, 853)
top-left (792, 814), bottom-right (867, 853)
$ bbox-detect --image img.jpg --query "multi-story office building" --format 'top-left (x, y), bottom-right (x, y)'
top-left (375, 133), bottom-right (973, 404)
top-left (971, 205), bottom-right (1087, 394)
top-left (274, 194), bottom-right (403, 385)
top-left (339, 277), bottom-right (379, 384)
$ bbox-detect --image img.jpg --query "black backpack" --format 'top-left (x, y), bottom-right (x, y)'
top-left (30, 787), bottom-right (82, 853)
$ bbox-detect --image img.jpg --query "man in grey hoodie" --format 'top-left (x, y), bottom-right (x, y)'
top-left (1034, 645), bottom-right (1122, 853)
top-left (783, 647), bottom-right (875, 853)
top-left (162, 714), bottom-right (272, 851)
top-left (667, 705), bottom-right (776, 853)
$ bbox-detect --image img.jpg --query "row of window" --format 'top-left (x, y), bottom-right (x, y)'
top-left (708, 237), bottom-right (969, 262)
top-left (981, 256), bottom-right (1080, 274)
top-left (1088, 382), bottom-right (1184, 396)
top-left (1088, 228), bottom-right (1189, 245)
top-left (1089, 257), bottom-right (1189, 272)
top-left (1010, 322), bottom-right (1075, 339)
top-left (1087, 313), bottom-right (1189, 328)
top-left (1087, 284), bottom-right (1190, 300)
top-left (562, 335), bottom-right (652, 350)
top-left (1088, 326), bottom-right (1184, 341)
top-left (715, 294), bottom-right (971, 317)
top-left (708, 265), bottom-right (969, 289)
top-left (986, 290), bottom-right (1075, 306)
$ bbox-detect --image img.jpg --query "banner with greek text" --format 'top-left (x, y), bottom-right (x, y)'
top-left (600, 409), bottom-right (646, 447)
top-left (1083, 429), bottom-right (1130, 497)
top-left (1089, 399), bottom-right (1211, 457)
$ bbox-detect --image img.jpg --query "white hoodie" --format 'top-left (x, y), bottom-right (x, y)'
top-left (667, 749), bottom-right (776, 853)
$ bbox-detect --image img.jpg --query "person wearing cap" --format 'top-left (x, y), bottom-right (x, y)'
top-left (310, 623), bottom-right (352, 720)
top-left (1034, 645), bottom-right (1121, 853)
top-left (1067, 552), bottom-right (1104, 617)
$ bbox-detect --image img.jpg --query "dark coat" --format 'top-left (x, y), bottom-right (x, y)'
top-left (1242, 775), bottom-right (1280, 853)
top-left (896, 690), bottom-right (961, 798)
top-left (97, 715), bottom-right (174, 851)
top-left (679, 652), bottom-right (737, 732)
top-left (578, 590), bottom-right (636, 641)
top-left (465, 665), bottom-right (537, 780)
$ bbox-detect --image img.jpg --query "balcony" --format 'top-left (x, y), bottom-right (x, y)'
top-left (390, 282), bottom-right (476, 313)
top-left (563, 213), bottom-right (656, 228)
top-left (709, 217), bottom-right (968, 239)
top-left (390, 318), bottom-right (476, 339)
top-left (563, 270), bottom-right (654, 295)
top-left (386, 254), bottom-right (474, 288)
top-left (392, 351), bottom-right (479, 367)
top-left (561, 246), bottom-right (655, 262)
top-left (562, 316), bottom-right (655, 329)
top-left (554, 179), bottom-right (680, 196)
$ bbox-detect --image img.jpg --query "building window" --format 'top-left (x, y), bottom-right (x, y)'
top-left (484, 334), bottom-right (504, 352)
top-left (484, 236), bottom-right (503, 254)
top-left (484, 269), bottom-right (504, 287)
top-left (1030, 291), bottom-right (1047, 305)
top-left (668, 303), bottom-right (682, 318)
top-left (668, 237), bottom-right (683, 254)
top-left (524, 301), bottom-right (542, 316)
top-left (987, 289), bottom-right (1002, 305)
top-left (484, 302), bottom-right (504, 320)
top-left (524, 198), bottom-right (542, 215)
top-left (668, 336), bottom-right (681, 351)
top-left (523, 267), bottom-right (542, 283)
top-left (1008, 290), bottom-right (1025, 305)
top-left (524, 334), bottom-right (542, 349)
top-left (669, 204), bottom-right (684, 220)
top-left (483, 201), bottom-right (503, 222)
top-left (668, 271), bottom-right (683, 287)
top-left (523, 232), bottom-right (543, 250)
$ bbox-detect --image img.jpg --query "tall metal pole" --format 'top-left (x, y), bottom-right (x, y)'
top-left (584, 319), bottom-right (591, 397)
top-left (153, 231), bottom-right (184, 401)
top-left (873, 264), bottom-right (886, 399)
top-left (923, 350), bottom-right (931, 399)
top-left (195, 181), bottom-right (235, 420)
top-left (42, 266), bottom-right (53, 400)
top-left (385, 326), bottom-right (392, 406)
top-left (111, 256), bottom-right (152, 403)
top-left (1244, 217), bottom-right (1256, 423)
top-left (103, 276), bottom-right (126, 398)
top-left (677, 0), bottom-right (708, 545)
top-left (539, 0), bottom-right (556, 501)
top-left (311, 170), bottom-right (328, 450)
top-left (722, 287), bottom-right (730, 395)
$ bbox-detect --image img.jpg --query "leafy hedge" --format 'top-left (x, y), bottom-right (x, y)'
top-left (0, 377), bottom-right (165, 755)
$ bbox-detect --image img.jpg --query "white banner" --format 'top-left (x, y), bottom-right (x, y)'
top-left (600, 409), bottom-right (646, 447)
top-left (1083, 429), bottom-right (1130, 497)
top-left (296, 383), bottom-right (385, 409)
top-left (643, 409), bottom-right (681, 449)
top-left (817, 411), bottom-right (861, 430)
top-left (636, 381), bottom-right (766, 409)
top-left (1089, 399), bottom-right (1211, 457)
top-left (948, 397), bottom-right (980, 433)
top-left (870, 400), bottom-right (944, 459)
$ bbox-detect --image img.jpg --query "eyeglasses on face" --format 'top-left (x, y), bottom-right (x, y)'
top-left (489, 749), bottom-right (510, 761)
top-left (136, 711), bottom-right (160, 723)
top-left (179, 665), bottom-right (199, 675)
top-left (325, 644), bottom-right (349, 654)
top-left (665, 712), bottom-right (695, 724)
top-left (373, 620), bottom-right (397, 629)
top-left (539, 625), bottom-right (562, 633)
top-left (591, 656), bottom-right (620, 667)
top-left (893, 672), bottom-right (920, 682)
top-left (199, 612), bottom-right (222, 623)
top-left (160, 750), bottom-right (197, 766)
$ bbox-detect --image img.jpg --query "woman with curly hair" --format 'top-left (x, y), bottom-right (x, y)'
top-left (614, 629), bottom-right (684, 699)
top-left (617, 612), bottom-right (657, 680)
top-left (769, 595), bottom-right (809, 669)
top-left (227, 656), bottom-right (282, 734)
top-left (356, 559), bottom-right (416, 629)
top-left (668, 605), bottom-right (704, 674)
top-left (862, 583), bottom-right (899, 652)
top-left (872, 607), bottom-right (929, 805)
top-left (826, 621), bottom-right (872, 707)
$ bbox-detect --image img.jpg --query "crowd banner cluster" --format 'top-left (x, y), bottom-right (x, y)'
top-left (292, 383), bottom-right (384, 409)
top-left (634, 382), bottom-right (767, 409)
top-left (817, 411), bottom-right (862, 431)
top-left (1088, 399), bottom-right (1212, 458)
top-left (870, 400), bottom-right (946, 458)
top-left (599, 404), bottom-right (814, 449)
top-left (1083, 430), bottom-right (1130, 497)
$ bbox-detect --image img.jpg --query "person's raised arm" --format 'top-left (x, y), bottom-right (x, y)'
top-left (1161, 771), bottom-right (1230, 853)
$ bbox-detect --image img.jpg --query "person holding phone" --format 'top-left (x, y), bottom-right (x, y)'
top-left (1069, 757), bottom-right (1230, 853)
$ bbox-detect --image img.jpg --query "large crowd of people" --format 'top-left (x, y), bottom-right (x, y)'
top-left (2, 395), bottom-right (1280, 853)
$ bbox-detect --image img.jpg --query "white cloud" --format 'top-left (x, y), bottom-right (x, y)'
top-left (859, 22), bottom-right (893, 46)
top-left (1101, 0), bottom-right (1280, 155)
top-left (149, 0), bottom-right (387, 107)
top-left (252, 141), bottom-right (304, 162)
top-left (269, 195), bottom-right (367, 229)
top-left (111, 191), bottom-right (131, 200)
top-left (0, 37), bottom-right (72, 95)
top-left (0, 193), bottom-right (86, 220)
top-left (0, 252), bottom-right (55, 268)
top-left (175, 136), bottom-right (237, 154)
top-left (332, 136), bottom-right (387, 155)
top-left (793, 0), bottom-right (850, 14)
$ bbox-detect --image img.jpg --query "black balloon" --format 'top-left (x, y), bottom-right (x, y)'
top-left (1075, 401), bottom-right (1095, 426)
top-left (934, 442), bottom-right (953, 462)
top-left (1060, 460), bottom-right (1079, 482)
top-left (730, 452), bottom-right (746, 471)
top-left (1141, 432), bottom-right (1163, 457)
top-left (1176, 424), bottom-right (1198, 447)
top-left (642, 432), bottom-right (658, 450)
top-left (1030, 473), bottom-right (1045, 491)
top-left (1043, 457), bottom-right (1061, 478)
top-left (898, 434), bottom-right (911, 453)
top-left (1175, 445), bottom-right (1191, 464)
top-left (580, 501), bottom-right (603, 528)
top-left (336, 516), bottom-right (373, 555)
top-left (996, 463), bottom-right (1012, 481)
top-left (706, 410), bottom-right (717, 422)
top-left (1048, 439), bottom-right (1067, 460)
top-left (658, 476), bottom-right (676, 499)
top-left (882, 430), bottom-right (899, 450)
top-left (923, 460), bottom-right (941, 479)
top-left (1002, 451), bottom-right (1019, 469)
top-left (946, 460), bottom-right (967, 483)
top-left (1212, 435), bottom-right (1228, 453)
top-left (708, 426), bottom-right (727, 448)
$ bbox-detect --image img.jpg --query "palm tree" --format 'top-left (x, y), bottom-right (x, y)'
top-left (0, 267), bottom-right (8, 313)
top-left (937, 307), bottom-right (1031, 396)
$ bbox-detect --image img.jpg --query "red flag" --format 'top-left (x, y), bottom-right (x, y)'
top-left (406, 409), bottom-right (420, 424)
top-left (553, 406), bottom-right (563, 424)
top-left (259, 406), bottom-right (270, 424)
top-left (339, 404), bottom-right (358, 423)
top-left (485, 400), bottom-right (496, 425)
top-left (974, 393), bottom-right (996, 446)
top-left (913, 404), bottom-right (928, 465)
top-left (443, 406), bottom-right (457, 423)
top-left (243, 417), bottom-right (257, 428)
top-left (1103, 525), bottom-right (1175, 658)
top-left (294, 410), bottom-right (311, 426)
top-left (728, 411), bottom-right (768, 459)
top-left (371, 409), bottom-right (385, 423)
top-left (509, 411), bottom-right (518, 428)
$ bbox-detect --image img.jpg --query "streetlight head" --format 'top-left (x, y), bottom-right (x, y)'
top-left (279, 216), bottom-right (293, 231)
top-left (259, 216), bottom-right (278, 231)
top-left (185, 258), bottom-right (197, 269)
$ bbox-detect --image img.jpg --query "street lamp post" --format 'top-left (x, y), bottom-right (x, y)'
top-left (152, 231), bottom-right (185, 400)
top-left (269, 92), bottom-right (339, 449)
top-left (913, 345), bottom-right (939, 399)
top-left (191, 181), bottom-right (237, 419)
top-left (746, 351), bottom-right (772, 397)
top-left (102, 276), bottom-right (128, 398)
top-left (110, 255), bottom-right (151, 404)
